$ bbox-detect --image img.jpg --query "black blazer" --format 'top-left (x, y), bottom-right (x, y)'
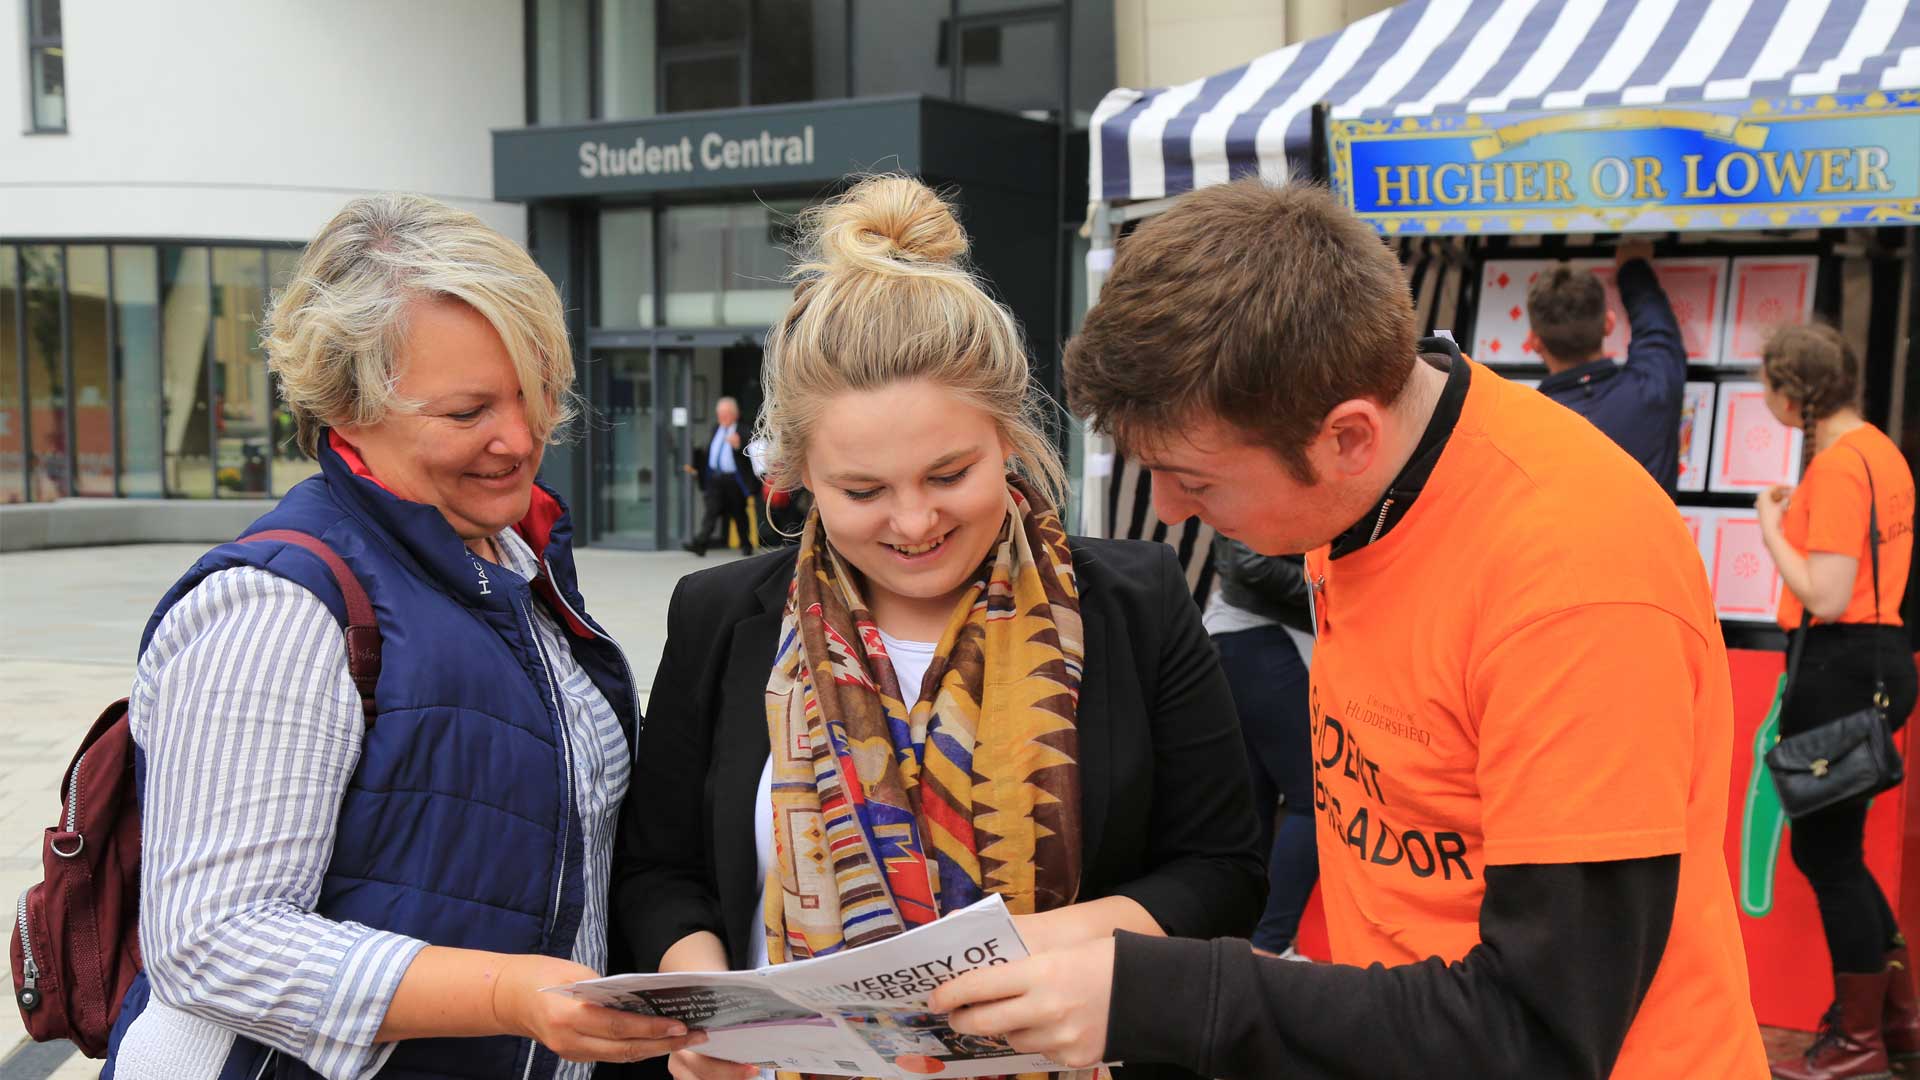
top-left (611, 537), bottom-right (1265, 1080)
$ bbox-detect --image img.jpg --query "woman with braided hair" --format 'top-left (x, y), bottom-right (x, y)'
top-left (1758, 323), bottom-right (1920, 1080)
top-left (611, 174), bottom-right (1265, 1080)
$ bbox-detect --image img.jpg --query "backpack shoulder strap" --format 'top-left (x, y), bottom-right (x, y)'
top-left (238, 530), bottom-right (383, 725)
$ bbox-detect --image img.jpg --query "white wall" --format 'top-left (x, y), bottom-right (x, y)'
top-left (0, 0), bottom-right (527, 243)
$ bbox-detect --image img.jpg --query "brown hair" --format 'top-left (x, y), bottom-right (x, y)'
top-left (1064, 180), bottom-right (1416, 483)
top-left (754, 175), bottom-right (1066, 507)
top-left (1762, 323), bottom-right (1859, 471)
top-left (1524, 264), bottom-right (1607, 364)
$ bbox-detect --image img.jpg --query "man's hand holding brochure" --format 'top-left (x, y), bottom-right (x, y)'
top-left (545, 895), bottom-right (1109, 1077)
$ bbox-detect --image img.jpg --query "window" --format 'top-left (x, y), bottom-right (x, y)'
top-left (113, 247), bottom-right (163, 497)
top-left (0, 246), bottom-right (21, 502)
top-left (26, 0), bottom-right (65, 131)
top-left (660, 0), bottom-right (746, 112)
top-left (599, 0), bottom-right (658, 120)
top-left (268, 248), bottom-right (317, 495)
top-left (662, 201), bottom-right (803, 326)
top-left (1069, 0), bottom-right (1114, 128)
top-left (66, 246), bottom-right (111, 496)
top-left (724, 201), bottom-right (803, 324)
top-left (752, 0), bottom-right (848, 105)
top-left (212, 249), bottom-right (270, 498)
top-left (0, 242), bottom-right (304, 502)
top-left (853, 0), bottom-right (950, 99)
top-left (663, 53), bottom-right (743, 111)
top-left (534, 0), bottom-right (590, 124)
top-left (599, 207), bottom-right (657, 327)
top-left (957, 15), bottom-right (1059, 118)
top-left (160, 246), bottom-right (212, 498)
top-left (21, 245), bottom-right (64, 500)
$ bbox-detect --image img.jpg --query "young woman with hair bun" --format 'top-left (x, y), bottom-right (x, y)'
top-left (611, 175), bottom-right (1265, 1080)
top-left (1757, 322), bottom-right (1920, 1080)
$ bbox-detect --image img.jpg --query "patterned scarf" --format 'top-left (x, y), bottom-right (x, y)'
top-left (763, 479), bottom-right (1090, 1079)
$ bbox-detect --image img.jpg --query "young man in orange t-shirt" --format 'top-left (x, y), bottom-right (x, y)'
top-left (932, 181), bottom-right (1766, 1078)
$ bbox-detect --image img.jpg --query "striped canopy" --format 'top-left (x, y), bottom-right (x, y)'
top-left (1092, 0), bottom-right (1920, 203)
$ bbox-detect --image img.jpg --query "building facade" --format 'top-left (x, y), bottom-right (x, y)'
top-left (2, 0), bottom-right (1117, 554)
top-left (505, 0), bottom-right (1114, 549)
top-left (0, 0), bottom-right (525, 508)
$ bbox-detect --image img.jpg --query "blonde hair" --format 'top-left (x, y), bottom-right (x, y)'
top-left (754, 175), bottom-right (1067, 507)
top-left (263, 193), bottom-right (578, 458)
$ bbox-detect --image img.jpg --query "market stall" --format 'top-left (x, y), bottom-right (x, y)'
top-left (1081, 0), bottom-right (1920, 1029)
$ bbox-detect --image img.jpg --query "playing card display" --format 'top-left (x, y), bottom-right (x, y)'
top-left (1705, 510), bottom-right (1784, 622)
top-left (1592, 258), bottom-right (1727, 365)
top-left (1475, 257), bottom-right (1728, 368)
top-left (1676, 382), bottom-right (1716, 493)
top-left (1722, 256), bottom-right (1817, 367)
top-left (1709, 382), bottom-right (1803, 493)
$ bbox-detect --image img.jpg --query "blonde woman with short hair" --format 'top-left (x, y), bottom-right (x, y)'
top-left (612, 176), bottom-right (1265, 1080)
top-left (105, 194), bottom-right (699, 1078)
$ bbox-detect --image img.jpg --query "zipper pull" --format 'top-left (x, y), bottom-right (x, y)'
top-left (17, 975), bottom-right (38, 1012)
top-left (1312, 574), bottom-right (1329, 639)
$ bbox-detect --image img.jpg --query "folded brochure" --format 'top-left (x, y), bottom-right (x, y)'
top-left (545, 894), bottom-right (1110, 1077)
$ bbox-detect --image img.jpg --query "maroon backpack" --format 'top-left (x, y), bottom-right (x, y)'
top-left (9, 530), bottom-right (381, 1057)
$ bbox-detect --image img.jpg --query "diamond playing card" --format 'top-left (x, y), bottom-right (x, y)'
top-left (1471, 260), bottom-right (1552, 366)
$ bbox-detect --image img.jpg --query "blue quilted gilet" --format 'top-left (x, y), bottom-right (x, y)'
top-left (102, 437), bottom-right (639, 1080)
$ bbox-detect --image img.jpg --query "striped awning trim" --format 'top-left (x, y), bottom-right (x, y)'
top-left (1093, 0), bottom-right (1920, 203)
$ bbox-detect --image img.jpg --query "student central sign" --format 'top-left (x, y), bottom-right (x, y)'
top-left (577, 126), bottom-right (816, 180)
top-left (493, 99), bottom-right (933, 200)
top-left (1329, 91), bottom-right (1920, 236)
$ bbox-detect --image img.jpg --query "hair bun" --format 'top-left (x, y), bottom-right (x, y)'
top-left (809, 175), bottom-right (968, 274)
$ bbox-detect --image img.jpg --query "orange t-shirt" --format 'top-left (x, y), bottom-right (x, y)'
top-left (1303, 361), bottom-right (1765, 1079)
top-left (1777, 424), bottom-right (1915, 629)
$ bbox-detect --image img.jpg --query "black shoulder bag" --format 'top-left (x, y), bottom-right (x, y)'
top-left (1766, 446), bottom-right (1903, 819)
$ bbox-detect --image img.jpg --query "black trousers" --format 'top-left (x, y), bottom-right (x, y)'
top-left (695, 474), bottom-right (752, 554)
top-left (1782, 624), bottom-right (1919, 973)
top-left (1213, 625), bottom-right (1317, 952)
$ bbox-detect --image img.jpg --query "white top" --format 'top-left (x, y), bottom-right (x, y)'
top-left (115, 528), bottom-right (631, 1080)
top-left (1202, 580), bottom-right (1317, 667)
top-left (748, 630), bottom-right (937, 971)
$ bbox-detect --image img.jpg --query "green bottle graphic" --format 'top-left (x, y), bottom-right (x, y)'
top-left (1741, 675), bottom-right (1787, 917)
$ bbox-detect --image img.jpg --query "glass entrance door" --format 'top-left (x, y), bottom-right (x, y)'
top-left (589, 341), bottom-right (757, 548)
top-left (593, 348), bottom-right (655, 545)
top-left (658, 347), bottom-right (695, 548)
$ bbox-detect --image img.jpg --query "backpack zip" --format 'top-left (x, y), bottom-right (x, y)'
top-left (64, 750), bottom-right (87, 834)
top-left (14, 887), bottom-right (40, 1010)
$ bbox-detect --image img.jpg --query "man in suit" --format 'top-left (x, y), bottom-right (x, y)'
top-left (683, 396), bottom-right (754, 557)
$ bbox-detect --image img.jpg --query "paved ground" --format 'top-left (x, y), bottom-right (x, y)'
top-left (0, 542), bottom-right (722, 1076)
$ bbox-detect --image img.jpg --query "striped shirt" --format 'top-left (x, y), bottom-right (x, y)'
top-left (114, 528), bottom-right (631, 1080)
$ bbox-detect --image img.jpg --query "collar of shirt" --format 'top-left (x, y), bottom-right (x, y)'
top-left (1327, 337), bottom-right (1470, 560)
top-left (1537, 356), bottom-right (1620, 397)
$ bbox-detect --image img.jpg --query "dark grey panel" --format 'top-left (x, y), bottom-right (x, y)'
top-left (494, 97), bottom-right (925, 200)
